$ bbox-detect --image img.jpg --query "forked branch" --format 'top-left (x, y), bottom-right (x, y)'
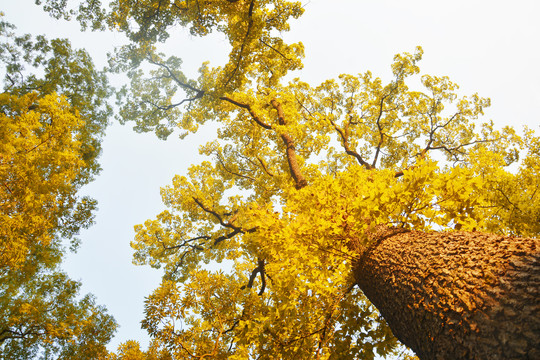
top-left (241, 258), bottom-right (267, 295)
top-left (220, 96), bottom-right (272, 129)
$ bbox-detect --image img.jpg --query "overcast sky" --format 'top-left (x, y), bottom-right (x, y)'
top-left (2, 0), bottom-right (539, 352)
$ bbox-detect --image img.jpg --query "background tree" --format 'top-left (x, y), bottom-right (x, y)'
top-left (0, 16), bottom-right (117, 358)
top-left (102, 340), bottom-right (172, 360)
top-left (38, 1), bottom-right (540, 358)
top-left (0, 14), bottom-right (111, 269)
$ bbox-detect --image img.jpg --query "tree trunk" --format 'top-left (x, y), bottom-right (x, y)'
top-left (352, 228), bottom-right (540, 360)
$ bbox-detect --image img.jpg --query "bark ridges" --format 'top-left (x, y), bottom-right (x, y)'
top-left (353, 229), bottom-right (540, 359)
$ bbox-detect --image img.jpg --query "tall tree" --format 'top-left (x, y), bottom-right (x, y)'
top-left (0, 16), bottom-right (117, 358)
top-left (40, 1), bottom-right (539, 358)
top-left (0, 15), bottom-right (111, 269)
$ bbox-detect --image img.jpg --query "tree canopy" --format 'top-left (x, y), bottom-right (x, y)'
top-left (21, 0), bottom-right (540, 358)
top-left (0, 15), bottom-right (116, 358)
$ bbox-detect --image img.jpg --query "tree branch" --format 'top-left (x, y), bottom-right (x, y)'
top-left (270, 99), bottom-right (307, 189)
top-left (256, 155), bottom-right (275, 177)
top-left (159, 235), bottom-right (209, 252)
top-left (213, 150), bottom-right (256, 181)
top-left (259, 38), bottom-right (292, 61)
top-left (146, 56), bottom-right (205, 95)
top-left (240, 258), bottom-right (266, 295)
top-left (192, 197), bottom-right (238, 230)
top-left (141, 96), bottom-right (201, 113)
top-left (220, 96), bottom-right (272, 129)
top-left (329, 118), bottom-right (373, 169)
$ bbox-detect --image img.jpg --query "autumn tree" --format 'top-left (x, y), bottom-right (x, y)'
top-left (102, 340), bottom-right (173, 360)
top-left (39, 1), bottom-right (539, 358)
top-left (0, 16), bottom-right (116, 358)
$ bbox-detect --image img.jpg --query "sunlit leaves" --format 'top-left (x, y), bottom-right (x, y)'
top-left (108, 0), bottom-right (305, 139)
top-left (81, 0), bottom-right (540, 357)
top-left (127, 42), bottom-right (538, 356)
top-left (104, 339), bottom-right (173, 360)
top-left (0, 17), bottom-right (115, 358)
top-left (0, 17), bottom-right (112, 181)
top-left (0, 93), bottom-right (90, 269)
top-left (466, 128), bottom-right (540, 236)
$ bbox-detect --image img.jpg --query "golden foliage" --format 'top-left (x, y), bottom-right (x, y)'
top-left (53, 0), bottom-right (538, 357)
top-left (0, 93), bottom-right (86, 268)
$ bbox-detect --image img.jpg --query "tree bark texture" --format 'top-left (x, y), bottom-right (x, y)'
top-left (352, 228), bottom-right (539, 359)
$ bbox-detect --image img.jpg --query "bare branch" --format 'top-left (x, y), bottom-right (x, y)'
top-left (213, 150), bottom-right (256, 181)
top-left (146, 56), bottom-right (205, 95)
top-left (259, 38), bottom-right (292, 61)
top-left (371, 98), bottom-right (386, 168)
top-left (159, 235), bottom-right (209, 252)
top-left (2, 182), bottom-right (13, 195)
top-left (192, 197), bottom-right (239, 230)
top-left (240, 258), bottom-right (265, 294)
top-left (220, 96), bottom-right (272, 129)
top-left (426, 138), bottom-right (494, 156)
top-left (329, 118), bottom-right (373, 169)
top-left (256, 155), bottom-right (275, 177)
top-left (141, 95), bottom-right (201, 113)
top-left (213, 227), bottom-right (257, 247)
top-left (496, 187), bottom-right (523, 213)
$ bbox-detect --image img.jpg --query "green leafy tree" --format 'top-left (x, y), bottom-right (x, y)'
top-left (0, 270), bottom-right (116, 359)
top-left (40, 1), bottom-right (539, 359)
top-left (0, 16), bottom-right (117, 358)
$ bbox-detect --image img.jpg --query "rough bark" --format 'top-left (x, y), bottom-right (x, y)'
top-left (270, 99), bottom-right (307, 189)
top-left (352, 228), bottom-right (540, 360)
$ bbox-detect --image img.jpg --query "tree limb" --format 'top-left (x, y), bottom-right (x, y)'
top-left (220, 96), bottom-right (272, 129)
top-left (270, 99), bottom-right (307, 189)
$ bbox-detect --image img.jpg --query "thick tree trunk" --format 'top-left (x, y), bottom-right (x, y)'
top-left (352, 228), bottom-right (540, 360)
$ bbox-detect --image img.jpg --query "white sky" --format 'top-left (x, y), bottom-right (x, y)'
top-left (1, 0), bottom-right (539, 353)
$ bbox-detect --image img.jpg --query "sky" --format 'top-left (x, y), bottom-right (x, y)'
top-left (1, 0), bottom-right (540, 353)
